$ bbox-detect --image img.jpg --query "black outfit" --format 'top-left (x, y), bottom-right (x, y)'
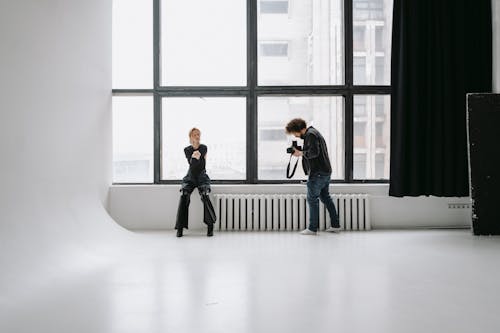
top-left (175, 144), bottom-right (216, 236)
top-left (301, 126), bottom-right (332, 176)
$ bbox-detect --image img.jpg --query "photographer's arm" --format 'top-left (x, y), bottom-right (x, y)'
top-left (302, 135), bottom-right (320, 159)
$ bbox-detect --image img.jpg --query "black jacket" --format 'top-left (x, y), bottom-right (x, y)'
top-left (301, 126), bottom-right (332, 176)
top-left (184, 144), bottom-right (207, 177)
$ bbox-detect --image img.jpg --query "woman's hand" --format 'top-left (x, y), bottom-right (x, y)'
top-left (192, 151), bottom-right (201, 160)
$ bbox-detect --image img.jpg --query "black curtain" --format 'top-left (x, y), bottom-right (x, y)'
top-left (389, 0), bottom-right (492, 197)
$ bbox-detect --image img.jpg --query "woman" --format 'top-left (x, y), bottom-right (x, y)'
top-left (175, 128), bottom-right (216, 237)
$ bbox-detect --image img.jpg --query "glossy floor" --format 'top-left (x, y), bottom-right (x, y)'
top-left (2, 230), bottom-right (500, 333)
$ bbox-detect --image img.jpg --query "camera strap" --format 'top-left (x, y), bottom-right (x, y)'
top-left (286, 154), bottom-right (300, 179)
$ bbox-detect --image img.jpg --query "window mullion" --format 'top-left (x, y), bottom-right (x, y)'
top-left (345, 0), bottom-right (354, 182)
top-left (248, 0), bottom-right (258, 183)
top-left (153, 0), bottom-right (161, 184)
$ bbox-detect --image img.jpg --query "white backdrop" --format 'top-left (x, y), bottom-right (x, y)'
top-left (0, 1), bottom-right (133, 323)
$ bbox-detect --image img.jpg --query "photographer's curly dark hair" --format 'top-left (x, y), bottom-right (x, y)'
top-left (285, 118), bottom-right (307, 133)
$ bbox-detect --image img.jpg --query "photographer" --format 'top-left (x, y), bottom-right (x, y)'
top-left (285, 118), bottom-right (341, 235)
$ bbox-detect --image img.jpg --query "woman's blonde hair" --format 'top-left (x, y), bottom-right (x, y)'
top-left (189, 127), bottom-right (200, 138)
top-left (189, 128), bottom-right (201, 145)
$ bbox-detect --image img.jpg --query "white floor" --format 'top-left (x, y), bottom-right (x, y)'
top-left (2, 229), bottom-right (500, 333)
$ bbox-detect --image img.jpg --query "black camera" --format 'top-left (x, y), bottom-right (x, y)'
top-left (286, 140), bottom-right (302, 154)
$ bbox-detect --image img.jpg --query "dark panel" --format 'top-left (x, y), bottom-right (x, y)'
top-left (467, 94), bottom-right (500, 235)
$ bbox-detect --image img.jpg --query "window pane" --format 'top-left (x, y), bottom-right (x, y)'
top-left (258, 0), bottom-right (344, 85)
top-left (353, 0), bottom-right (393, 85)
top-left (161, 0), bottom-right (246, 86)
top-left (112, 0), bottom-right (153, 88)
top-left (162, 97), bottom-right (246, 180)
top-left (113, 96), bottom-right (154, 182)
top-left (353, 95), bottom-right (390, 179)
top-left (258, 96), bottom-right (344, 180)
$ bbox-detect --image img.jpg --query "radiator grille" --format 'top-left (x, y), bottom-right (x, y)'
top-left (213, 194), bottom-right (371, 231)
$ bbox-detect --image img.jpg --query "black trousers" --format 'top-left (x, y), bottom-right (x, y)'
top-left (175, 173), bottom-right (216, 230)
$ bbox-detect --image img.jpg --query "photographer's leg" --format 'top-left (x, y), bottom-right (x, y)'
top-left (319, 180), bottom-right (340, 229)
top-left (305, 176), bottom-right (322, 233)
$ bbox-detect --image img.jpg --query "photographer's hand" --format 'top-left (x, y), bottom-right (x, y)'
top-left (292, 149), bottom-right (303, 157)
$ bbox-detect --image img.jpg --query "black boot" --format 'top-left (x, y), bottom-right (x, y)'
top-left (176, 228), bottom-right (183, 237)
top-left (207, 224), bottom-right (214, 237)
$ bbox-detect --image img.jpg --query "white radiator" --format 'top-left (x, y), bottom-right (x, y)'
top-left (213, 194), bottom-right (371, 231)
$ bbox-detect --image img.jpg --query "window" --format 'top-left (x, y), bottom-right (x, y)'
top-left (112, 0), bottom-right (153, 88)
top-left (162, 97), bottom-right (246, 180)
top-left (258, 96), bottom-right (344, 180)
top-left (112, 96), bottom-right (154, 183)
top-left (112, 0), bottom-right (393, 183)
top-left (161, 0), bottom-right (246, 86)
top-left (258, 0), bottom-right (344, 86)
top-left (353, 95), bottom-right (390, 179)
top-left (353, 0), bottom-right (392, 85)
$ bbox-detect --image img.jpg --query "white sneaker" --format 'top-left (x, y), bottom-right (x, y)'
top-left (300, 229), bottom-right (317, 235)
top-left (325, 226), bottom-right (342, 233)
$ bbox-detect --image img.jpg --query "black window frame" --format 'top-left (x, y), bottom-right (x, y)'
top-left (112, 0), bottom-right (391, 185)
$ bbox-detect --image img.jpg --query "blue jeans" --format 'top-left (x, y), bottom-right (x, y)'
top-left (307, 173), bottom-right (339, 232)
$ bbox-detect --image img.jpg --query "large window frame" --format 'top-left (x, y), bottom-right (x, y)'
top-left (112, 0), bottom-right (391, 184)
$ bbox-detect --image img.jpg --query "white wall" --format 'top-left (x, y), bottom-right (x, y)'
top-left (109, 185), bottom-right (472, 230)
top-left (0, 0), bottom-right (130, 299)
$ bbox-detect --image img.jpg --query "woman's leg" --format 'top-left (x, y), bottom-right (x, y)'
top-left (175, 178), bottom-right (195, 237)
top-left (198, 174), bottom-right (216, 236)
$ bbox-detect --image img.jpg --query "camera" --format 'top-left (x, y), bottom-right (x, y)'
top-left (286, 140), bottom-right (302, 154)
